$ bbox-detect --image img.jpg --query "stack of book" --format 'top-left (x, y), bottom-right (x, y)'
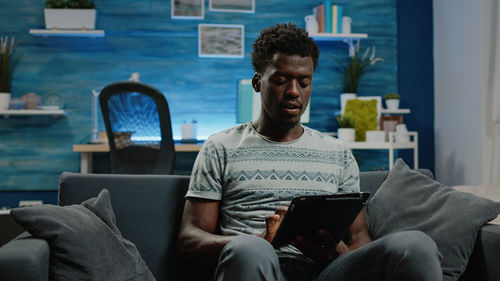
top-left (313, 1), bottom-right (343, 34)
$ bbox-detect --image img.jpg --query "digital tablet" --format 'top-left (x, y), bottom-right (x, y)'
top-left (271, 192), bottom-right (370, 247)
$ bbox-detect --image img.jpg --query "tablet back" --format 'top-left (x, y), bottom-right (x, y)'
top-left (271, 193), bottom-right (368, 247)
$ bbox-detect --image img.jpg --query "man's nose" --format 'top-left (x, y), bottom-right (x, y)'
top-left (285, 80), bottom-right (300, 98)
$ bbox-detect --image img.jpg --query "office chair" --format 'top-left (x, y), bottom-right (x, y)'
top-left (99, 81), bottom-right (175, 174)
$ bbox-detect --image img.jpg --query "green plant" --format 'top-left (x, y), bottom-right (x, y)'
top-left (336, 43), bottom-right (383, 93)
top-left (46, 0), bottom-right (96, 9)
top-left (383, 93), bottom-right (400, 100)
top-left (336, 114), bottom-right (356, 128)
top-left (344, 99), bottom-right (378, 141)
top-left (0, 36), bottom-right (20, 93)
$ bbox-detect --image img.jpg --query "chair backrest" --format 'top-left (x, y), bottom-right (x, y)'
top-left (99, 81), bottom-right (175, 174)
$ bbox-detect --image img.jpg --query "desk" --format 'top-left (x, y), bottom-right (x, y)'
top-left (73, 131), bottom-right (417, 173)
top-left (73, 143), bottom-right (201, 173)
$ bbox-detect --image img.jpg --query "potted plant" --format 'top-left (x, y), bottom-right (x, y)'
top-left (0, 36), bottom-right (19, 110)
top-left (383, 92), bottom-right (400, 110)
top-left (44, 0), bottom-right (96, 30)
top-left (336, 114), bottom-right (356, 142)
top-left (337, 43), bottom-right (383, 112)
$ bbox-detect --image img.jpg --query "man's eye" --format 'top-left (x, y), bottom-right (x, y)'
top-left (274, 79), bottom-right (286, 85)
top-left (300, 80), bottom-right (311, 88)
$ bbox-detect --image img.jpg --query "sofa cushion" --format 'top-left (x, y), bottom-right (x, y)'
top-left (10, 189), bottom-right (156, 281)
top-left (365, 158), bottom-right (500, 281)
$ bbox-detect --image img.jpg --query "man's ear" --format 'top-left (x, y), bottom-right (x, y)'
top-left (252, 73), bottom-right (261, 92)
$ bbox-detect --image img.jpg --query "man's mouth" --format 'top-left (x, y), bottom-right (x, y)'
top-left (280, 102), bottom-right (301, 114)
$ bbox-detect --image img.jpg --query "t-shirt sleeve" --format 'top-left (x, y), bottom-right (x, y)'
top-left (338, 146), bottom-right (360, 193)
top-left (186, 138), bottom-right (224, 201)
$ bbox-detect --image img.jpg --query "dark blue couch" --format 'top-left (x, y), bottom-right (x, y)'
top-left (0, 171), bottom-right (499, 281)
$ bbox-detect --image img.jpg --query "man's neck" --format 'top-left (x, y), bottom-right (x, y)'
top-left (251, 119), bottom-right (304, 142)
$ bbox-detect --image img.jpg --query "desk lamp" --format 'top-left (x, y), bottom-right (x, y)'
top-left (90, 73), bottom-right (140, 143)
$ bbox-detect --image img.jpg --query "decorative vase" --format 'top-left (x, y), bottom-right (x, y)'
top-left (385, 99), bottom-right (400, 110)
top-left (337, 128), bottom-right (355, 142)
top-left (0, 92), bottom-right (11, 110)
top-left (44, 8), bottom-right (96, 30)
top-left (340, 93), bottom-right (356, 114)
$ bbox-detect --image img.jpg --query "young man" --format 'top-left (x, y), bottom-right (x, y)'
top-left (177, 23), bottom-right (442, 281)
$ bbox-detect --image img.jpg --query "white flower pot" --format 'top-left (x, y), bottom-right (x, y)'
top-left (338, 128), bottom-right (355, 143)
top-left (385, 99), bottom-right (400, 110)
top-left (44, 8), bottom-right (96, 30)
top-left (340, 93), bottom-right (356, 114)
top-left (0, 92), bottom-right (11, 110)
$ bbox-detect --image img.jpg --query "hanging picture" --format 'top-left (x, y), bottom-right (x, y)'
top-left (209, 0), bottom-right (255, 13)
top-left (171, 0), bottom-right (204, 19)
top-left (198, 24), bottom-right (245, 58)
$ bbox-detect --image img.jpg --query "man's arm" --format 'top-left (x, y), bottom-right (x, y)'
top-left (177, 197), bottom-right (289, 264)
top-left (176, 198), bottom-right (235, 265)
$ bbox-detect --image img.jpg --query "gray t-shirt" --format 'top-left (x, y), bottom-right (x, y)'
top-left (186, 123), bottom-right (360, 259)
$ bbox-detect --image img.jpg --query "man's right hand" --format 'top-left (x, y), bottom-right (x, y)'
top-left (261, 204), bottom-right (289, 243)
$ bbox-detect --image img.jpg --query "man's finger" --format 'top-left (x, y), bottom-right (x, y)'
top-left (318, 229), bottom-right (337, 249)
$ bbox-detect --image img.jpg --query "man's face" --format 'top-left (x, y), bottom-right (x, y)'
top-left (252, 53), bottom-right (314, 127)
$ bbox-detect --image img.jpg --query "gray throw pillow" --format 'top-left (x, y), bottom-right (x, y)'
top-left (11, 189), bottom-right (156, 281)
top-left (365, 158), bottom-right (500, 281)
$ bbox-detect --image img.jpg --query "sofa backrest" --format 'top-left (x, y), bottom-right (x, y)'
top-left (58, 169), bottom-right (433, 281)
top-left (59, 172), bottom-right (190, 281)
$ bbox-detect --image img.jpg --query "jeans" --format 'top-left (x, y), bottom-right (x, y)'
top-left (214, 231), bottom-right (443, 281)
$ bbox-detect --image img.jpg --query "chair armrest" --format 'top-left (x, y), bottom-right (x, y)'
top-left (480, 224), bottom-right (500, 281)
top-left (0, 232), bottom-right (50, 281)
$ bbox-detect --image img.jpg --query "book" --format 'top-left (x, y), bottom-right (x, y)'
top-left (337, 5), bottom-right (343, 33)
top-left (323, 0), bottom-right (332, 33)
top-left (332, 5), bottom-right (338, 34)
top-left (314, 4), bottom-right (325, 33)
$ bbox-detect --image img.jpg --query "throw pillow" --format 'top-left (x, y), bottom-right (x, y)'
top-left (11, 189), bottom-right (156, 281)
top-left (365, 158), bottom-right (500, 281)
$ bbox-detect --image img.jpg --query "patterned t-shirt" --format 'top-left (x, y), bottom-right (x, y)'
top-left (186, 122), bottom-right (360, 259)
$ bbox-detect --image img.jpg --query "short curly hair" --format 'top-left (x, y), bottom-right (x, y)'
top-left (251, 23), bottom-right (320, 74)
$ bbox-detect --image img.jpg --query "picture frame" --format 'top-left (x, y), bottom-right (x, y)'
top-left (171, 0), bottom-right (204, 19)
top-left (198, 24), bottom-right (245, 58)
top-left (379, 115), bottom-right (403, 131)
top-left (209, 0), bottom-right (255, 13)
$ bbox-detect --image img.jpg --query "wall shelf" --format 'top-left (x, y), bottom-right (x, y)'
top-left (381, 108), bottom-right (411, 115)
top-left (310, 33), bottom-right (368, 56)
top-left (0, 109), bottom-right (66, 118)
top-left (29, 29), bottom-right (105, 37)
top-left (309, 33), bottom-right (368, 40)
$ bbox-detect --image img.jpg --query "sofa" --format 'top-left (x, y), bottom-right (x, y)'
top-left (0, 170), bottom-right (499, 281)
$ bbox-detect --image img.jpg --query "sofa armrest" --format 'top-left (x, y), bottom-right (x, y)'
top-left (480, 224), bottom-right (500, 281)
top-left (0, 232), bottom-right (49, 281)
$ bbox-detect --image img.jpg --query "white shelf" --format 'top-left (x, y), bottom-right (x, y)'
top-left (381, 108), bottom-right (411, 115)
top-left (309, 33), bottom-right (368, 41)
top-left (29, 29), bottom-right (105, 37)
top-left (310, 33), bottom-right (368, 57)
top-left (0, 109), bottom-right (66, 117)
top-left (345, 141), bottom-right (416, 150)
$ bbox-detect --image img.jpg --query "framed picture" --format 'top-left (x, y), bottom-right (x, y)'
top-left (379, 115), bottom-right (403, 131)
top-left (209, 0), bottom-right (255, 13)
top-left (198, 24), bottom-right (245, 58)
top-left (171, 0), bottom-right (204, 19)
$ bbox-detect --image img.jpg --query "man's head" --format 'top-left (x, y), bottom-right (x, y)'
top-left (251, 23), bottom-right (319, 131)
top-left (251, 23), bottom-right (319, 75)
